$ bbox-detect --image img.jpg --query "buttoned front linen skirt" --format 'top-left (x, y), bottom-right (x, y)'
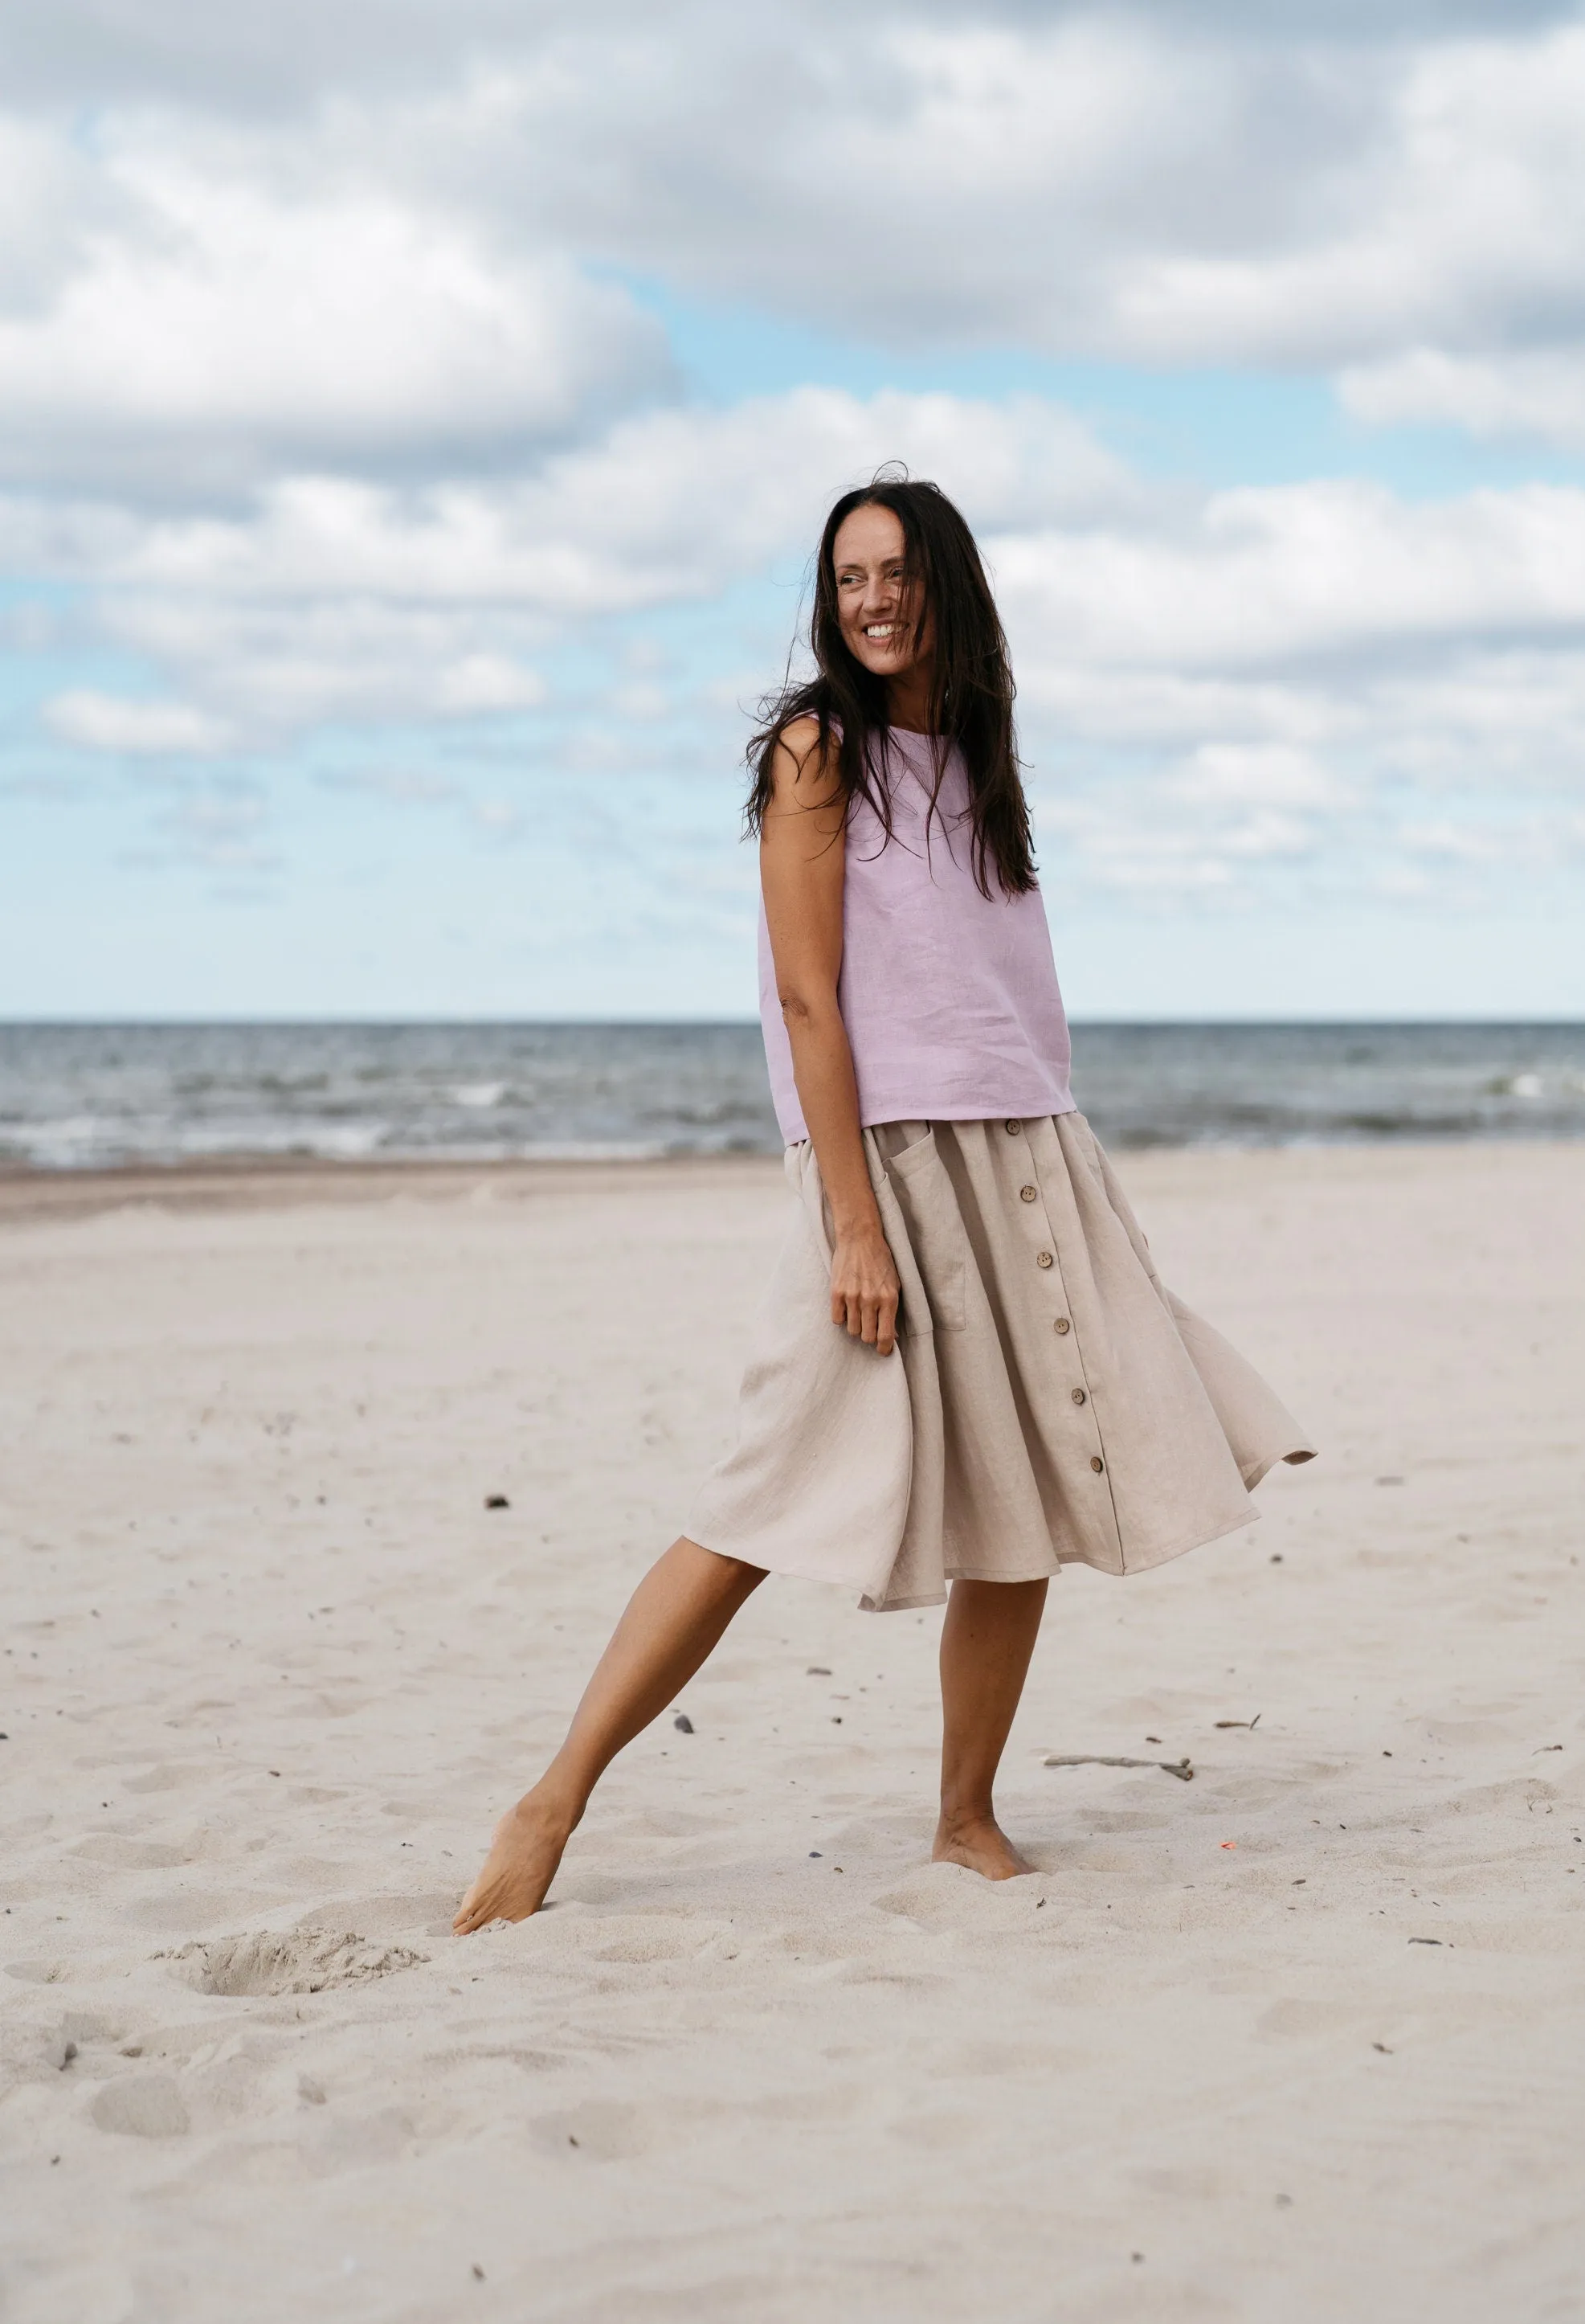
top-left (684, 1113), bottom-right (1315, 1612)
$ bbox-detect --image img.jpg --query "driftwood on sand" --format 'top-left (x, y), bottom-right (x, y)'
top-left (1043, 1753), bottom-right (1195, 1782)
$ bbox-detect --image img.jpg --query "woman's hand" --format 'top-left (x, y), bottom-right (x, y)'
top-left (830, 1221), bottom-right (901, 1356)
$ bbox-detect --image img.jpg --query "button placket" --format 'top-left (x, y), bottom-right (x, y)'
top-left (1010, 1129), bottom-right (1111, 1503)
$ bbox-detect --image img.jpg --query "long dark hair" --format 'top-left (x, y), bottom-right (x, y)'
top-left (746, 472), bottom-right (1036, 898)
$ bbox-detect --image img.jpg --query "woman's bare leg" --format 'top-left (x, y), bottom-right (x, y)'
top-left (933, 1575), bottom-right (1048, 1880)
top-left (453, 1537), bottom-right (766, 1932)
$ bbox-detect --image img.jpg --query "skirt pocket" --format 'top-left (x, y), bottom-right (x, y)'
top-left (881, 1127), bottom-right (969, 1333)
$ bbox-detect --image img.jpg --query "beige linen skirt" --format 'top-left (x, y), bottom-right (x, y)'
top-left (685, 1113), bottom-right (1315, 1612)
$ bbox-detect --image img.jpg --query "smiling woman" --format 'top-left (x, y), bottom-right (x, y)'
top-left (453, 471), bottom-right (1316, 1936)
top-left (743, 473), bottom-right (1036, 902)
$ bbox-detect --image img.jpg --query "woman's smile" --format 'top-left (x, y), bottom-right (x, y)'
top-left (832, 501), bottom-right (936, 701)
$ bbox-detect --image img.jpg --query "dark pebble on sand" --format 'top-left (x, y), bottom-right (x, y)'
top-left (673, 1713), bottom-right (694, 1733)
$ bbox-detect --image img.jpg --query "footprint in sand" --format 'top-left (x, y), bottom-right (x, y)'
top-left (121, 1764), bottom-right (208, 1795)
top-left (92, 2077), bottom-right (190, 2139)
top-left (4, 1961), bottom-right (69, 1986)
top-left (168, 1928), bottom-right (427, 1997)
top-left (70, 1835), bottom-right (190, 1869)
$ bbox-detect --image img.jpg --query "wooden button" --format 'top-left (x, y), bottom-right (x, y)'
top-left (1005, 1119), bottom-right (1022, 1135)
top-left (1053, 1317), bottom-right (1071, 1335)
top-left (1089, 1455), bottom-right (1105, 1474)
top-left (1072, 1388), bottom-right (1086, 1405)
top-left (1036, 1250), bottom-right (1053, 1269)
top-left (1019, 1185), bottom-right (1037, 1202)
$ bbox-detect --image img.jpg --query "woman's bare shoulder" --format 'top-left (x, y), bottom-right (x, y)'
top-left (767, 715), bottom-right (841, 810)
top-left (776, 713), bottom-right (824, 763)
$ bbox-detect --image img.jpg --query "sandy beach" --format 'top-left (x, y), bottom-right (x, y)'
top-left (2, 1140), bottom-right (1582, 2323)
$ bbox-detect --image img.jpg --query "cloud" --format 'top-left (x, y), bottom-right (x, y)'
top-left (0, 390), bottom-right (1127, 739)
top-left (14, 387), bottom-right (1585, 920)
top-left (43, 689), bottom-right (231, 753)
top-left (112, 782), bottom-right (279, 874)
top-left (1172, 745), bottom-right (1349, 810)
top-left (0, 131), bottom-right (671, 494)
top-left (157, 788), bottom-right (272, 868)
top-left (63, 591), bottom-right (552, 734)
top-left (995, 481), bottom-right (1585, 678)
top-left (358, 11), bottom-right (1585, 374)
top-left (1339, 347), bottom-right (1585, 454)
top-left (317, 766), bottom-right (460, 804)
top-left (2, 0), bottom-right (1578, 117)
top-left (7, 0), bottom-right (1585, 948)
top-left (433, 656), bottom-right (547, 712)
top-left (6, 6), bottom-right (1585, 481)
top-left (14, 389), bottom-right (1125, 605)
top-left (10, 409), bottom-right (1585, 931)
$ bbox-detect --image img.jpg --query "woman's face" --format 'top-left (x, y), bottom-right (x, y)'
top-left (832, 503), bottom-right (934, 683)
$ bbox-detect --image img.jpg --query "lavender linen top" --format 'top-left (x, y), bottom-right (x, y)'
top-left (758, 726), bottom-right (1076, 1145)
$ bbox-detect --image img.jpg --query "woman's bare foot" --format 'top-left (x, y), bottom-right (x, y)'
top-left (453, 1789), bottom-right (578, 1933)
top-left (931, 1813), bottom-right (1036, 1882)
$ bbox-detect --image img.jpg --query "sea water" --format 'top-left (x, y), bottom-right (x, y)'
top-left (2, 1021), bottom-right (1583, 1171)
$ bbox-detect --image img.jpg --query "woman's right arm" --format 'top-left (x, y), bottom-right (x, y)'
top-left (759, 721), bottom-right (901, 1357)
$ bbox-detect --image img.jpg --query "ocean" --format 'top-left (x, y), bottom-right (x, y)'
top-left (2, 1021), bottom-right (1583, 1172)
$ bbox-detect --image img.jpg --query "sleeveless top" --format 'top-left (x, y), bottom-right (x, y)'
top-left (758, 726), bottom-right (1076, 1144)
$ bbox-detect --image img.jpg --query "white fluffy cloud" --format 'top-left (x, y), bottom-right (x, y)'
top-left (7, 0), bottom-right (1585, 930)
top-left (1, 390), bottom-right (1128, 733)
top-left (44, 390), bottom-right (1126, 605)
top-left (343, 11), bottom-right (1585, 369)
top-left (4, 5), bottom-right (1585, 498)
top-left (31, 419), bottom-right (1585, 727)
top-left (18, 380), bottom-right (1585, 908)
top-left (1340, 348), bottom-right (1585, 454)
top-left (43, 690), bottom-right (231, 753)
top-left (995, 481), bottom-right (1585, 673)
top-left (0, 123), bottom-right (668, 493)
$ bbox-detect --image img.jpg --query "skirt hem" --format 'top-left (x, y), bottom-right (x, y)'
top-left (1069, 1495), bottom-right (1261, 1581)
top-left (694, 1495), bottom-right (1284, 1612)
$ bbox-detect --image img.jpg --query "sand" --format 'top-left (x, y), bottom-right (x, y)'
top-left (1, 1141), bottom-right (1582, 2323)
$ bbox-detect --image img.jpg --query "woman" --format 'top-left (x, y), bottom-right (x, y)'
top-left (455, 475), bottom-right (1313, 1932)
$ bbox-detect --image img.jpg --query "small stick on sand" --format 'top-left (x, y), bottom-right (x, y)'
top-left (1044, 1753), bottom-right (1195, 1782)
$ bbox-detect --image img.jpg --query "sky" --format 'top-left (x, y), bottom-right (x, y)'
top-left (3, 0), bottom-right (1585, 1021)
